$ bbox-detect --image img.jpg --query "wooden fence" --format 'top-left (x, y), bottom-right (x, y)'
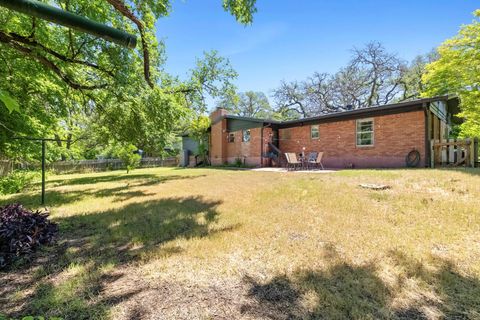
top-left (0, 160), bottom-right (14, 176)
top-left (0, 157), bottom-right (179, 176)
top-left (0, 160), bottom-right (37, 176)
top-left (431, 137), bottom-right (479, 168)
top-left (48, 157), bottom-right (178, 173)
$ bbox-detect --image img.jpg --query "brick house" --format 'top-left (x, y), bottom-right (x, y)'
top-left (205, 95), bottom-right (459, 168)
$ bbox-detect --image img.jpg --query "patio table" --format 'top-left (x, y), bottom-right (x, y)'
top-left (297, 154), bottom-right (308, 170)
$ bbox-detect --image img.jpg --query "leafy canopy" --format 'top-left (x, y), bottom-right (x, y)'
top-left (218, 91), bottom-right (275, 118)
top-left (422, 10), bottom-right (480, 137)
top-left (0, 0), bottom-right (257, 161)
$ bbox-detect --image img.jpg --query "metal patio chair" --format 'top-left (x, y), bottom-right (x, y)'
top-left (285, 152), bottom-right (301, 171)
top-left (306, 152), bottom-right (318, 170)
top-left (308, 152), bottom-right (324, 170)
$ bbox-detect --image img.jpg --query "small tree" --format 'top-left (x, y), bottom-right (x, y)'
top-left (117, 144), bottom-right (141, 173)
top-left (189, 116), bottom-right (211, 165)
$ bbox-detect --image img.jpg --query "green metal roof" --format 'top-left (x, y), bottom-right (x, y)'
top-left (225, 95), bottom-right (456, 129)
top-left (203, 95), bottom-right (458, 133)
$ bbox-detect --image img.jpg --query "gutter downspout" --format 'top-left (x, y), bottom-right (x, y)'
top-left (260, 123), bottom-right (272, 167)
top-left (423, 102), bottom-right (430, 167)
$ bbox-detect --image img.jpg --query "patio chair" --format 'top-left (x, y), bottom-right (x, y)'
top-left (306, 152), bottom-right (318, 170)
top-left (285, 152), bottom-right (301, 171)
top-left (308, 152), bottom-right (324, 170)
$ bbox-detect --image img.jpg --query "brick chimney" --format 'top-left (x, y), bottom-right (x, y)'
top-left (210, 107), bottom-right (228, 122)
top-left (209, 107), bottom-right (228, 165)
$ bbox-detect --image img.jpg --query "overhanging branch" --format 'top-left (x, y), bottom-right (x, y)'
top-left (0, 31), bottom-right (107, 90)
top-left (6, 31), bottom-right (114, 77)
top-left (105, 0), bottom-right (153, 88)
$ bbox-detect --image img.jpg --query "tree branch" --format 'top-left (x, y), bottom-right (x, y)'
top-left (0, 31), bottom-right (107, 90)
top-left (6, 31), bottom-right (114, 77)
top-left (105, 0), bottom-right (154, 88)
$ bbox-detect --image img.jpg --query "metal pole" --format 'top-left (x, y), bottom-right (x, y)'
top-left (0, 0), bottom-right (137, 49)
top-left (41, 139), bottom-right (45, 205)
top-left (12, 136), bottom-right (77, 205)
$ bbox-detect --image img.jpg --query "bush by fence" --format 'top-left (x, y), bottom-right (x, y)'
top-left (0, 170), bottom-right (40, 195)
top-left (0, 160), bottom-right (38, 177)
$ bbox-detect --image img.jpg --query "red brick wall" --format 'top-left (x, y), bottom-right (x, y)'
top-left (278, 110), bottom-right (426, 168)
top-left (209, 116), bottom-right (227, 166)
top-left (209, 124), bottom-right (273, 167)
top-left (225, 127), bottom-right (264, 166)
top-left (262, 127), bottom-right (273, 167)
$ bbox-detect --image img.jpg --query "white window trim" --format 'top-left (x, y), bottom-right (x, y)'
top-left (311, 125), bottom-right (320, 139)
top-left (356, 118), bottom-right (374, 147)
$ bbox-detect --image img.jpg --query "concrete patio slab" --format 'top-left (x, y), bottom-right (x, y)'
top-left (250, 167), bottom-right (337, 173)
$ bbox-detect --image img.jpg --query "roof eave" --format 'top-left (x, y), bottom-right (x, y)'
top-left (279, 95), bottom-right (454, 126)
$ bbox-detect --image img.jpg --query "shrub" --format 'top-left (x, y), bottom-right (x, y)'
top-left (116, 144), bottom-right (141, 173)
top-left (234, 157), bottom-right (244, 167)
top-left (0, 204), bottom-right (58, 268)
top-left (0, 170), bottom-right (39, 195)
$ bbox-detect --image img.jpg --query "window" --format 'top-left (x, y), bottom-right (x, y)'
top-left (228, 132), bottom-right (235, 143)
top-left (356, 119), bottom-right (374, 146)
top-left (311, 125), bottom-right (319, 139)
top-left (242, 129), bottom-right (251, 142)
top-left (281, 128), bottom-right (291, 140)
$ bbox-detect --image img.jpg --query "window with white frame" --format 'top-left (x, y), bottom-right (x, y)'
top-left (227, 132), bottom-right (235, 143)
top-left (356, 119), bottom-right (374, 146)
top-left (242, 129), bottom-right (251, 142)
top-left (311, 125), bottom-right (319, 139)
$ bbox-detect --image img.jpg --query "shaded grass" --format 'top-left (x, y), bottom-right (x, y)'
top-left (244, 249), bottom-right (480, 319)
top-left (1, 167), bottom-right (480, 319)
top-left (5, 170), bottom-right (206, 208)
top-left (1, 194), bottom-right (227, 319)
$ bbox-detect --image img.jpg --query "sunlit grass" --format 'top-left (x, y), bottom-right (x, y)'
top-left (1, 167), bottom-right (480, 319)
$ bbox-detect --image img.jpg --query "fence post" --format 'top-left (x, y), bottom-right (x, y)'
top-left (430, 139), bottom-right (435, 168)
top-left (41, 139), bottom-right (46, 205)
top-left (465, 138), bottom-right (471, 168)
top-left (435, 140), bottom-right (442, 167)
top-left (474, 137), bottom-right (479, 168)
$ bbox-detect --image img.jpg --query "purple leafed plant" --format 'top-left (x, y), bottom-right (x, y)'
top-left (0, 203), bottom-right (58, 268)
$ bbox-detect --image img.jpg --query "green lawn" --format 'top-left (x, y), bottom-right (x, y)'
top-left (1, 167), bottom-right (480, 319)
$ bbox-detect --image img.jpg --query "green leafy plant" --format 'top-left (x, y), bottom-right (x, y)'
top-left (0, 89), bottom-right (20, 113)
top-left (188, 116), bottom-right (211, 165)
top-left (234, 157), bottom-right (244, 167)
top-left (0, 170), bottom-right (39, 195)
top-left (116, 144), bottom-right (141, 173)
top-left (0, 0), bottom-right (255, 163)
top-left (422, 10), bottom-right (480, 138)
